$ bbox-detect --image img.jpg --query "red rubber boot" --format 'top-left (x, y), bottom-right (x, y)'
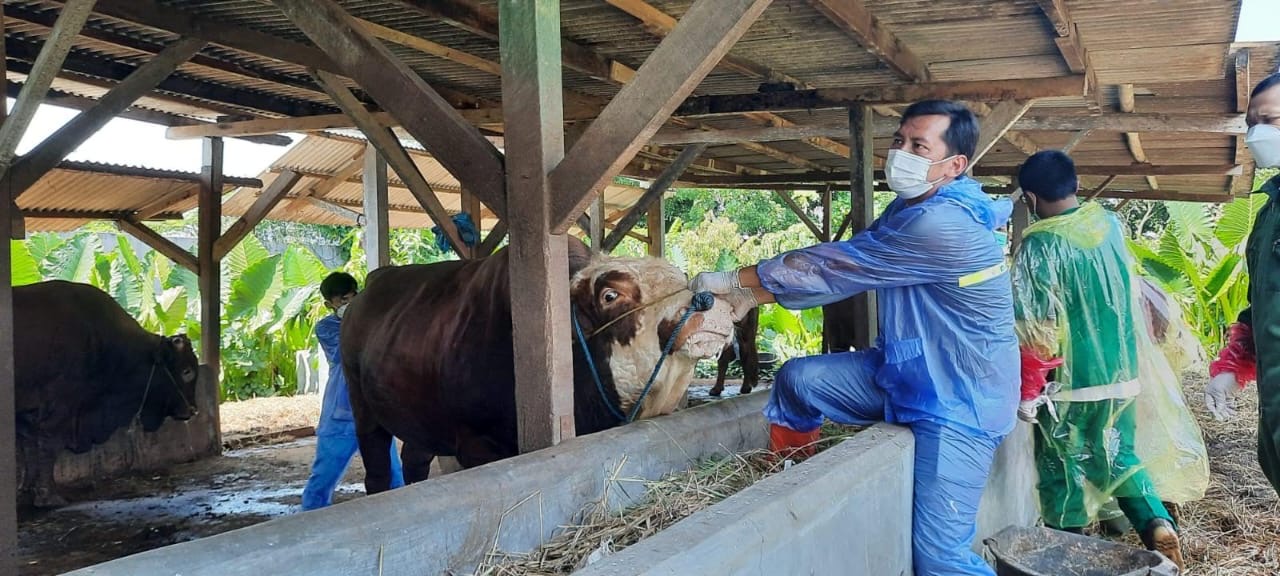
top-left (769, 424), bottom-right (822, 459)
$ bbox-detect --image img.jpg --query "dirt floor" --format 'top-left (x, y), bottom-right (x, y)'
top-left (18, 375), bottom-right (1279, 575)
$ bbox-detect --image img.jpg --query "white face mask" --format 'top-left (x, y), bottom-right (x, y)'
top-left (885, 149), bottom-right (956, 199)
top-left (1247, 124), bottom-right (1280, 169)
top-left (335, 303), bottom-right (349, 319)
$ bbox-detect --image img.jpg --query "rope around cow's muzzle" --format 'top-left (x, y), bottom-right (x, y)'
top-left (573, 291), bottom-right (716, 423)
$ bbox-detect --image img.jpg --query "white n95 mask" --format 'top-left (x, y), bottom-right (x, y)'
top-left (1246, 124), bottom-right (1280, 169)
top-left (885, 149), bottom-right (955, 199)
top-left (336, 303), bottom-right (349, 319)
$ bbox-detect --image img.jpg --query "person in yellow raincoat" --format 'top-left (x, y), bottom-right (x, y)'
top-left (1011, 150), bottom-right (1182, 568)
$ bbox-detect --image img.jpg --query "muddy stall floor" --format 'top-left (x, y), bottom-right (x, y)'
top-left (17, 437), bottom-right (369, 576)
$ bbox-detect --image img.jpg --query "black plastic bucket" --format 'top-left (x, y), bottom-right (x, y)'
top-left (983, 525), bottom-right (1179, 576)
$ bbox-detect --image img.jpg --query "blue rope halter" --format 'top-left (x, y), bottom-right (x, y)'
top-left (572, 291), bottom-right (716, 423)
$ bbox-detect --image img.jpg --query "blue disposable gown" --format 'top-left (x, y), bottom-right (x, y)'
top-left (757, 176), bottom-right (1020, 436)
top-left (315, 314), bottom-right (355, 436)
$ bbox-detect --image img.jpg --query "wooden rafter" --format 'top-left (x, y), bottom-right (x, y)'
top-left (313, 70), bottom-right (469, 256)
top-left (675, 76), bottom-right (1087, 117)
top-left (548, 0), bottom-right (773, 232)
top-left (602, 144), bottom-right (708, 252)
top-left (118, 216), bottom-right (198, 273)
top-left (274, 0), bottom-right (506, 219)
top-left (969, 101), bottom-right (1039, 159)
top-left (776, 190), bottom-right (823, 239)
top-left (0, 0), bottom-right (95, 167)
top-left (1118, 84), bottom-right (1158, 190)
top-left (214, 169), bottom-right (302, 260)
top-left (1086, 175), bottom-right (1118, 201)
top-left (1061, 129), bottom-right (1093, 153)
top-left (9, 37), bottom-right (206, 200)
top-left (806, 0), bottom-right (932, 82)
top-left (1034, 0), bottom-right (1088, 74)
top-left (971, 100), bottom-right (1036, 164)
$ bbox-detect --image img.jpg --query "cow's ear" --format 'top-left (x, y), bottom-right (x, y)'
top-left (566, 236), bottom-right (593, 277)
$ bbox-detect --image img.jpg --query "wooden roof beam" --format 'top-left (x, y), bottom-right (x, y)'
top-left (682, 164), bottom-right (1242, 186)
top-left (807, 0), bottom-right (931, 82)
top-left (675, 76), bottom-right (1087, 117)
top-left (214, 169), bottom-right (302, 260)
top-left (603, 144), bottom-right (707, 252)
top-left (548, 0), bottom-right (773, 233)
top-left (9, 38), bottom-right (206, 201)
top-left (0, 0), bottom-right (95, 168)
top-left (970, 100), bottom-right (1036, 164)
top-left (312, 69), bottom-right (469, 256)
top-left (272, 0), bottom-right (506, 220)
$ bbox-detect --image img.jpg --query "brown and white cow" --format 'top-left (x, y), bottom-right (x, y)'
top-left (340, 237), bottom-right (735, 494)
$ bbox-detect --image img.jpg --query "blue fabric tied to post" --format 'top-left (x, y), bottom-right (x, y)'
top-left (433, 212), bottom-right (480, 254)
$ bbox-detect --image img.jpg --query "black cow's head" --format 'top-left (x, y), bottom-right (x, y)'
top-left (570, 254), bottom-right (735, 420)
top-left (140, 334), bottom-right (199, 431)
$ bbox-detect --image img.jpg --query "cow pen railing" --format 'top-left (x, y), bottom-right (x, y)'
top-left (67, 392), bottom-right (1037, 576)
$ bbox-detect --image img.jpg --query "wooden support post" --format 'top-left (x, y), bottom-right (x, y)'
top-left (820, 185), bottom-right (833, 242)
top-left (647, 197), bottom-right (664, 257)
top-left (198, 137), bottom-right (223, 381)
top-left (601, 143), bottom-right (707, 252)
top-left (848, 106), bottom-right (877, 350)
top-left (589, 196), bottom-right (605, 248)
top-left (461, 188), bottom-right (483, 224)
top-left (119, 217), bottom-right (199, 273)
top-left (1011, 176), bottom-right (1030, 254)
top-left (214, 170), bottom-right (302, 260)
top-left (0, 4), bottom-right (16, 559)
top-left (8, 37), bottom-right (205, 199)
top-left (500, 0), bottom-right (574, 452)
top-left (363, 143), bottom-right (390, 270)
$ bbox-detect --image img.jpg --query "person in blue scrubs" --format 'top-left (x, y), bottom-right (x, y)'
top-left (692, 100), bottom-right (1019, 576)
top-left (301, 272), bottom-right (404, 510)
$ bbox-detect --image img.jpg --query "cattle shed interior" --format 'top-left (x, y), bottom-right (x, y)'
top-left (0, 0), bottom-right (1276, 572)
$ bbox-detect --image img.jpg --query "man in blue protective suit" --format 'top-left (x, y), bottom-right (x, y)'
top-left (691, 100), bottom-right (1019, 576)
top-left (301, 272), bottom-right (404, 510)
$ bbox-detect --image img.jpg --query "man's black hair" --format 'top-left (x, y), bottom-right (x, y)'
top-left (1252, 72), bottom-right (1280, 99)
top-left (320, 272), bottom-right (358, 301)
top-left (1018, 150), bottom-right (1079, 203)
top-left (899, 99), bottom-right (979, 160)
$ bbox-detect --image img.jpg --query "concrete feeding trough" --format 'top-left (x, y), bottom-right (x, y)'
top-left (69, 393), bottom-right (1036, 576)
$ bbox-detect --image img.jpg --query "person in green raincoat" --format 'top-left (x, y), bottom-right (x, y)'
top-left (1011, 150), bottom-right (1182, 568)
top-left (1205, 72), bottom-right (1280, 494)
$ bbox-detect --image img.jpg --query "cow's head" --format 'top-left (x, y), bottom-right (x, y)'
top-left (141, 334), bottom-right (200, 431)
top-left (570, 254), bottom-right (735, 421)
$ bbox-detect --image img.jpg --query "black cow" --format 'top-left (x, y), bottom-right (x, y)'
top-left (711, 297), bottom-right (863, 396)
top-left (14, 280), bottom-right (199, 508)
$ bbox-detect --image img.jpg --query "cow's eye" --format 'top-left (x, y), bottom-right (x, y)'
top-left (601, 288), bottom-right (619, 304)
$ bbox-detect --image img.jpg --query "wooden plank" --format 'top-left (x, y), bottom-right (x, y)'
top-left (1015, 113), bottom-right (1247, 134)
top-left (776, 190), bottom-right (823, 240)
top-left (363, 143), bottom-right (390, 269)
top-left (198, 137), bottom-right (223, 382)
top-left (118, 217), bottom-right (199, 273)
top-left (674, 75), bottom-right (1086, 117)
top-left (548, 0), bottom-right (773, 233)
top-left (0, 3), bottom-right (16, 564)
top-left (972, 100), bottom-right (1035, 164)
top-left (500, 0), bottom-right (574, 452)
top-left (312, 71), bottom-right (469, 256)
top-left (358, 19), bottom-right (501, 75)
top-left (647, 197), bottom-right (664, 257)
top-left (806, 0), bottom-right (931, 82)
top-left (1235, 49), bottom-right (1252, 114)
top-left (1086, 175), bottom-right (1118, 201)
top-left (0, 0), bottom-right (95, 167)
top-left (1035, 0), bottom-right (1072, 36)
top-left (588, 196), bottom-right (605, 248)
top-left (602, 143), bottom-right (708, 252)
top-left (848, 106), bottom-right (876, 350)
top-left (214, 170), bottom-right (302, 260)
top-left (272, 0), bottom-right (507, 217)
top-left (9, 37), bottom-right (205, 200)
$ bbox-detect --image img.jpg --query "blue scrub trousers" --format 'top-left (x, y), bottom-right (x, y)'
top-left (764, 351), bottom-right (1003, 576)
top-left (301, 430), bottom-right (405, 510)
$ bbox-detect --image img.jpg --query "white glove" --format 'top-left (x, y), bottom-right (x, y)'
top-left (722, 288), bottom-right (759, 322)
top-left (690, 271), bottom-right (740, 295)
top-left (1017, 397), bottom-right (1044, 423)
top-left (1204, 373), bottom-right (1239, 421)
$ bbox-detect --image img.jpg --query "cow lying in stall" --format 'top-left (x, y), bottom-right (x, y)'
top-left (14, 280), bottom-right (200, 508)
top-left (710, 296), bottom-right (862, 397)
top-left (340, 237), bottom-right (737, 493)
